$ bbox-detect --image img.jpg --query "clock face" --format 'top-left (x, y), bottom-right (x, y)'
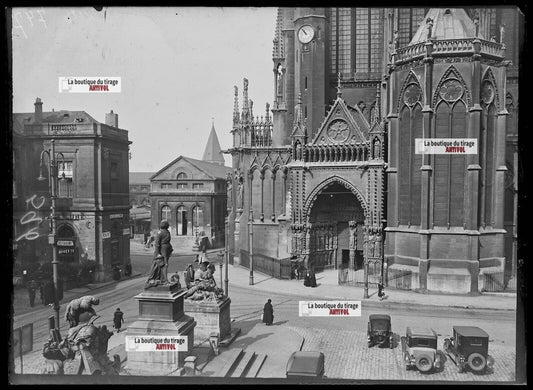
top-left (438, 79), bottom-right (463, 102)
top-left (298, 25), bottom-right (315, 44)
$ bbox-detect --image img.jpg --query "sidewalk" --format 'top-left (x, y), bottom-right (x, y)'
top-left (224, 264), bottom-right (516, 312)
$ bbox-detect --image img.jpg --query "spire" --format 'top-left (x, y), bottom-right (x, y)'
top-left (265, 102), bottom-right (271, 122)
top-left (293, 93), bottom-right (306, 137)
top-left (272, 8), bottom-right (284, 60)
top-left (336, 72), bottom-right (342, 98)
top-left (242, 78), bottom-right (249, 122)
top-left (250, 99), bottom-right (254, 121)
top-left (375, 83), bottom-right (381, 124)
top-left (233, 85), bottom-right (240, 125)
top-left (202, 121), bottom-right (225, 166)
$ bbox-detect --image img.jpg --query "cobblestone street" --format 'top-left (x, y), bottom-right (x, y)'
top-left (290, 326), bottom-right (515, 382)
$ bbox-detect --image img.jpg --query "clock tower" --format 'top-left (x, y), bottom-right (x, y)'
top-left (293, 8), bottom-right (327, 140)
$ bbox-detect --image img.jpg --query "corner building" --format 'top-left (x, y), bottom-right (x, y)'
top-left (227, 7), bottom-right (521, 294)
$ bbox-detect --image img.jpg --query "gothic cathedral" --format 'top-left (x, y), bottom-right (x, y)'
top-left (226, 8), bottom-right (520, 294)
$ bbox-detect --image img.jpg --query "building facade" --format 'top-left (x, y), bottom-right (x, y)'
top-left (150, 124), bottom-right (232, 249)
top-left (13, 100), bottom-right (131, 282)
top-left (226, 7), bottom-right (521, 293)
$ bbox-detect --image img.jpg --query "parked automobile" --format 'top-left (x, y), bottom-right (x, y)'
top-left (286, 351), bottom-right (325, 378)
top-left (444, 326), bottom-right (494, 373)
top-left (367, 314), bottom-right (394, 348)
top-left (401, 327), bottom-right (442, 372)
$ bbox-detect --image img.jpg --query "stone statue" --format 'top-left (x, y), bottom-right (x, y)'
top-left (374, 139), bottom-right (381, 159)
top-left (226, 172), bottom-right (233, 209)
top-left (375, 233), bottom-right (383, 258)
top-left (426, 17), bottom-right (434, 40)
top-left (237, 173), bottom-right (244, 210)
top-left (42, 297), bottom-right (120, 375)
top-left (65, 295), bottom-right (100, 328)
top-left (145, 254), bottom-right (167, 288)
top-left (499, 24), bottom-right (505, 44)
top-left (184, 261), bottom-right (224, 302)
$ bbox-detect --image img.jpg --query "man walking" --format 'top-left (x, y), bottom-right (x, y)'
top-left (263, 299), bottom-right (274, 326)
top-left (113, 308), bottom-right (124, 333)
top-left (27, 279), bottom-right (38, 307)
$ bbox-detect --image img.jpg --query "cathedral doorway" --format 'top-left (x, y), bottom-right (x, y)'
top-left (307, 181), bottom-right (365, 273)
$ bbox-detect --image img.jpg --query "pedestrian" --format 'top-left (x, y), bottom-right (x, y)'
top-left (27, 279), bottom-right (38, 307)
top-left (113, 307), bottom-right (124, 333)
top-left (154, 220), bottom-right (173, 283)
top-left (263, 299), bottom-right (274, 326)
top-left (378, 280), bottom-right (386, 301)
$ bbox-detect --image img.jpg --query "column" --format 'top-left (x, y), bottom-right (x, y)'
top-left (271, 171), bottom-right (276, 222)
top-left (281, 167), bottom-right (287, 216)
top-left (260, 170), bottom-right (265, 222)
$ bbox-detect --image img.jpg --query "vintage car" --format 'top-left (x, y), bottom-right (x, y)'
top-left (286, 351), bottom-right (325, 378)
top-left (367, 314), bottom-right (394, 348)
top-left (444, 326), bottom-right (494, 373)
top-left (401, 327), bottom-right (442, 372)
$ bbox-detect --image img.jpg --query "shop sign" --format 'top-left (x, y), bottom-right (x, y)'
top-left (123, 228), bottom-right (131, 235)
top-left (57, 240), bottom-right (74, 247)
top-left (102, 232), bottom-right (111, 239)
top-left (110, 214), bottom-right (123, 219)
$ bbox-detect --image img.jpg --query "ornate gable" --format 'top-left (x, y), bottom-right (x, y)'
top-left (311, 97), bottom-right (369, 146)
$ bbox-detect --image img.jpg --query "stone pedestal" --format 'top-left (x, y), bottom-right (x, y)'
top-left (125, 282), bottom-right (196, 375)
top-left (184, 296), bottom-right (231, 342)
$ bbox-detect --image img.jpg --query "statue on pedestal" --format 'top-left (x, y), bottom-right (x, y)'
top-left (184, 261), bottom-right (224, 302)
top-left (42, 296), bottom-right (120, 375)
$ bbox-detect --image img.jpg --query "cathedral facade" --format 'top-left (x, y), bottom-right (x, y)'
top-left (226, 7), bottom-right (521, 294)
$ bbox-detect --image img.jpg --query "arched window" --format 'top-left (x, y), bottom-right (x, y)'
top-left (433, 78), bottom-right (467, 227)
top-left (398, 81), bottom-right (423, 226)
top-left (192, 205), bottom-right (203, 232)
top-left (177, 206), bottom-right (188, 236)
top-left (177, 172), bottom-right (187, 180)
top-left (480, 79), bottom-right (498, 227)
top-left (161, 205), bottom-right (171, 223)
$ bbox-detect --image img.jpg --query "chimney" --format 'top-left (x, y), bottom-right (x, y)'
top-left (105, 109), bottom-right (118, 127)
top-left (34, 97), bottom-right (43, 123)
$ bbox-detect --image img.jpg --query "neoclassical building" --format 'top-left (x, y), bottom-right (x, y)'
top-left (226, 7), bottom-right (521, 294)
top-left (150, 123), bottom-right (232, 249)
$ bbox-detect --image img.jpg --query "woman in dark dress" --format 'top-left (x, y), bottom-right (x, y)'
top-left (263, 299), bottom-right (274, 326)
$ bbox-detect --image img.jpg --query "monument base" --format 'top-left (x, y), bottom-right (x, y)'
top-left (184, 296), bottom-right (231, 343)
top-left (125, 283), bottom-right (197, 375)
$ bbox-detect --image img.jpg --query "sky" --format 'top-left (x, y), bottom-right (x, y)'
top-left (12, 6), bottom-right (278, 172)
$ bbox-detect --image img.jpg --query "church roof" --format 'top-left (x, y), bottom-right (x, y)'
top-left (202, 122), bottom-right (225, 166)
top-left (410, 8), bottom-right (481, 45)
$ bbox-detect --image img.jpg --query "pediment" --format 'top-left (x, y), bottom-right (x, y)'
top-left (311, 97), bottom-right (370, 146)
top-left (151, 156), bottom-right (214, 181)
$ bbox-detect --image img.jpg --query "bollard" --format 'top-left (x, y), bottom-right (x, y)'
top-left (209, 332), bottom-right (220, 356)
top-left (183, 355), bottom-right (197, 376)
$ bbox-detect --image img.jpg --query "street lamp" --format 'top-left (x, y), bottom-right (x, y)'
top-left (37, 139), bottom-right (65, 339)
top-left (224, 216), bottom-right (229, 295)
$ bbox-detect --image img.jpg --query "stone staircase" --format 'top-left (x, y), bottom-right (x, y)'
top-left (215, 348), bottom-right (267, 378)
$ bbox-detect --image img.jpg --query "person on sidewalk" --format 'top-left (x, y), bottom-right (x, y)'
top-left (263, 299), bottom-right (274, 326)
top-left (378, 279), bottom-right (386, 301)
top-left (27, 279), bottom-right (38, 307)
top-left (154, 220), bottom-right (173, 283)
top-left (113, 308), bottom-right (124, 333)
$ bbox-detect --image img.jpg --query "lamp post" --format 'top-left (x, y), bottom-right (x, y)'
top-left (224, 216), bottom-right (229, 295)
top-left (37, 139), bottom-right (65, 339)
top-left (381, 218), bottom-right (387, 288)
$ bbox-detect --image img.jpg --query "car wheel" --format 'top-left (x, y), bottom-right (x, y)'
top-left (415, 354), bottom-right (433, 373)
top-left (468, 353), bottom-right (487, 372)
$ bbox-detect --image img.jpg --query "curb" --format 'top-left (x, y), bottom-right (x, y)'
top-left (229, 269), bottom-right (516, 312)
